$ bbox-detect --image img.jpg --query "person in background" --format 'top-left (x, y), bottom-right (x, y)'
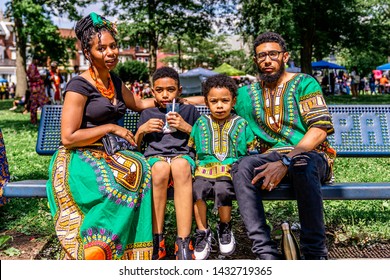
top-left (71, 65), bottom-right (81, 78)
top-left (142, 83), bottom-right (152, 98)
top-left (46, 12), bottom-right (157, 260)
top-left (27, 56), bottom-right (50, 124)
top-left (135, 67), bottom-right (200, 260)
top-left (231, 32), bottom-right (336, 260)
top-left (188, 74), bottom-right (256, 260)
top-left (379, 74), bottom-right (389, 94)
top-left (350, 66), bottom-right (360, 99)
top-left (9, 90), bottom-right (30, 114)
top-left (369, 73), bottom-right (376, 95)
top-left (47, 62), bottom-right (63, 104)
top-left (8, 82), bottom-right (16, 99)
top-left (0, 82), bottom-right (7, 100)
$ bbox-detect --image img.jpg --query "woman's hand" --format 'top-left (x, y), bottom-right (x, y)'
top-left (252, 161), bottom-right (288, 192)
top-left (111, 126), bottom-right (138, 146)
top-left (166, 112), bottom-right (192, 134)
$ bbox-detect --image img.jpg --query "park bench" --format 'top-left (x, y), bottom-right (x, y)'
top-left (2, 104), bottom-right (390, 200)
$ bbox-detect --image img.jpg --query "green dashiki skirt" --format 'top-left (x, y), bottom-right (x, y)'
top-left (46, 146), bottom-right (153, 260)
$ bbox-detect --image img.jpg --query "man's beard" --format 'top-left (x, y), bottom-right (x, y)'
top-left (258, 62), bottom-right (285, 84)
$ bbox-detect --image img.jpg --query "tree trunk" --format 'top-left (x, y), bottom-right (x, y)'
top-left (149, 34), bottom-right (158, 85)
top-left (300, 39), bottom-right (313, 75)
top-left (177, 38), bottom-right (182, 72)
top-left (14, 16), bottom-right (27, 98)
top-left (299, 5), bottom-right (316, 75)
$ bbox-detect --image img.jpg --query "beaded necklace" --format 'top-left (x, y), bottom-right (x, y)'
top-left (89, 67), bottom-right (115, 100)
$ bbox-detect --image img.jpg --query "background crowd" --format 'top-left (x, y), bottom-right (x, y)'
top-left (315, 69), bottom-right (390, 98)
top-left (4, 62), bottom-right (390, 125)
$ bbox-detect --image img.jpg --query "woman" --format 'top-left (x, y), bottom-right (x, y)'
top-left (46, 13), bottom-right (156, 260)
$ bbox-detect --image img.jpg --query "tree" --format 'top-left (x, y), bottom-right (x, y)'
top-left (5, 0), bottom-right (92, 97)
top-left (161, 33), bottom-right (250, 73)
top-left (237, 0), bottom-right (370, 74)
top-left (113, 60), bottom-right (149, 83)
top-left (337, 0), bottom-right (390, 76)
top-left (102, 0), bottom-right (228, 82)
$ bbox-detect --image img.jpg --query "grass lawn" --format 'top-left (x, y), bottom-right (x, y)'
top-left (0, 94), bottom-right (389, 258)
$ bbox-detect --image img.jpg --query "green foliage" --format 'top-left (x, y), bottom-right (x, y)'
top-left (5, 0), bottom-right (82, 66)
top-left (112, 60), bottom-right (149, 83)
top-left (0, 234), bottom-right (20, 257)
top-left (102, 0), bottom-right (227, 79)
top-left (161, 34), bottom-right (250, 72)
top-left (237, 0), bottom-right (389, 74)
top-left (0, 235), bottom-right (13, 250)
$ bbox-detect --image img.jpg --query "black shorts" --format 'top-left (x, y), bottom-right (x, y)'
top-left (193, 177), bottom-right (235, 208)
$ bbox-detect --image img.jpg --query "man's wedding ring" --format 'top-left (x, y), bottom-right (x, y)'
top-left (269, 183), bottom-right (275, 188)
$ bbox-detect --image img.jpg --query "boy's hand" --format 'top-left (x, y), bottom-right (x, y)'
top-left (140, 118), bottom-right (164, 134)
top-left (166, 112), bottom-right (192, 134)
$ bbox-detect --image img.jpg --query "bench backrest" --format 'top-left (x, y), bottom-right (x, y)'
top-left (36, 104), bottom-right (390, 157)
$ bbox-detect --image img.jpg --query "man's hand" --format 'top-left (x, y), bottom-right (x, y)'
top-left (252, 160), bottom-right (288, 191)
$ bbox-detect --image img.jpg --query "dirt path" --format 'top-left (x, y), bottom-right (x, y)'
top-left (1, 223), bottom-right (389, 260)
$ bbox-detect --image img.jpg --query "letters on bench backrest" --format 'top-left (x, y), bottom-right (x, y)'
top-left (327, 105), bottom-right (390, 157)
top-left (36, 104), bottom-right (390, 157)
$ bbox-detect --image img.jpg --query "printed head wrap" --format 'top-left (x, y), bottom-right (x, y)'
top-left (75, 12), bottom-right (117, 41)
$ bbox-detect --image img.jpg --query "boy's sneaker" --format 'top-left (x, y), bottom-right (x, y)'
top-left (152, 233), bottom-right (166, 260)
top-left (217, 221), bottom-right (236, 256)
top-left (174, 236), bottom-right (195, 260)
top-left (194, 228), bottom-right (212, 260)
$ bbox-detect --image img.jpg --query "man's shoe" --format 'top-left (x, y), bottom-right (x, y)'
top-left (174, 236), bottom-right (195, 260)
top-left (217, 221), bottom-right (236, 256)
top-left (194, 228), bottom-right (212, 260)
top-left (152, 233), bottom-right (166, 260)
top-left (9, 106), bottom-right (17, 111)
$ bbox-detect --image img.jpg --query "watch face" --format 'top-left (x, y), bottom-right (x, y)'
top-left (282, 155), bottom-right (291, 166)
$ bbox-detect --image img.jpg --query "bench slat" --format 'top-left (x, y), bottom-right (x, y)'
top-left (35, 105), bottom-right (390, 157)
top-left (4, 181), bottom-right (390, 200)
top-left (2, 104), bottom-right (384, 200)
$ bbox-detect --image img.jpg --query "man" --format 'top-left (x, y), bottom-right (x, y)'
top-left (231, 32), bottom-right (336, 260)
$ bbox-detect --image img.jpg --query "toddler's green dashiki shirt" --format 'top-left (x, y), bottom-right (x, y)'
top-left (188, 114), bottom-right (256, 181)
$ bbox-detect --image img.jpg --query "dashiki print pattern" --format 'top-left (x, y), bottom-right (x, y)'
top-left (234, 73), bottom-right (336, 179)
top-left (188, 114), bottom-right (256, 180)
top-left (46, 146), bottom-right (153, 260)
top-left (0, 129), bottom-right (10, 206)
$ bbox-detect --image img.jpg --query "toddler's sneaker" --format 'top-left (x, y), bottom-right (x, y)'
top-left (217, 221), bottom-right (236, 256)
top-left (152, 233), bottom-right (166, 260)
top-left (194, 228), bottom-right (212, 260)
top-left (174, 236), bottom-right (195, 260)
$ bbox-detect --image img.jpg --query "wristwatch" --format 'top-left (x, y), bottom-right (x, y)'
top-left (281, 155), bottom-right (292, 167)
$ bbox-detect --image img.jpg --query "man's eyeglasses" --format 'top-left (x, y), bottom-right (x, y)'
top-left (255, 50), bottom-right (284, 61)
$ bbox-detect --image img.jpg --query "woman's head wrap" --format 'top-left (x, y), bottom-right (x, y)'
top-left (75, 12), bottom-right (117, 41)
top-left (75, 12), bottom-right (117, 61)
